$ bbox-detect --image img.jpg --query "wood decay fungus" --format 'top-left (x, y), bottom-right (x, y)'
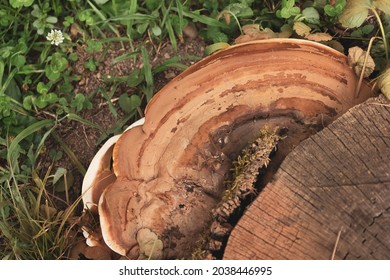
top-left (82, 39), bottom-right (372, 259)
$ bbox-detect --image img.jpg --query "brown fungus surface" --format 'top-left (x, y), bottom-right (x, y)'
top-left (87, 39), bottom-right (372, 259)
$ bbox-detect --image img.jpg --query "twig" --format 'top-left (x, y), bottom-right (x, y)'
top-left (331, 227), bottom-right (343, 260)
top-left (355, 36), bottom-right (378, 98)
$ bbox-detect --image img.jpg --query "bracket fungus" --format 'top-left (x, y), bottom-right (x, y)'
top-left (82, 39), bottom-right (372, 259)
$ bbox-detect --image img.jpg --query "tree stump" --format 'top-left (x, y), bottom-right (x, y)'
top-left (224, 97), bottom-right (390, 260)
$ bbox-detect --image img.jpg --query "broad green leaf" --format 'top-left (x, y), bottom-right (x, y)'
top-left (137, 22), bottom-right (149, 35)
top-left (10, 54), bottom-right (26, 68)
top-left (93, 0), bottom-right (109, 4)
top-left (86, 39), bottom-right (103, 53)
top-left (9, 0), bottom-right (34, 8)
top-left (361, 24), bottom-right (375, 34)
top-left (302, 7), bottom-right (320, 24)
top-left (290, 6), bottom-right (301, 16)
top-left (45, 67), bottom-right (61, 81)
top-left (324, 5), bottom-right (337, 17)
top-left (126, 69), bottom-right (143, 87)
top-left (225, 3), bottom-right (254, 18)
top-left (50, 53), bottom-right (68, 72)
top-left (4, 78), bottom-right (21, 101)
top-left (280, 7), bottom-right (291, 18)
top-left (37, 82), bottom-right (49, 94)
top-left (145, 0), bottom-right (160, 11)
top-left (45, 16), bottom-right (58, 24)
top-left (35, 96), bottom-right (48, 108)
top-left (339, 0), bottom-right (371, 28)
top-left (52, 167), bottom-right (67, 185)
top-left (119, 94), bottom-right (141, 113)
top-left (23, 95), bottom-right (34, 110)
top-left (212, 31), bottom-right (229, 43)
top-left (373, 0), bottom-right (390, 14)
top-left (378, 66), bottom-right (390, 99)
top-left (335, 0), bottom-right (347, 13)
top-left (151, 25), bottom-right (162, 36)
top-left (285, 0), bottom-right (295, 8)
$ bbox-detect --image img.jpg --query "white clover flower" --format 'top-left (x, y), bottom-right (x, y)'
top-left (46, 29), bottom-right (64, 46)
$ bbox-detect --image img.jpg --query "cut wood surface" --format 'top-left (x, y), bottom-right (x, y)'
top-left (224, 97), bottom-right (390, 260)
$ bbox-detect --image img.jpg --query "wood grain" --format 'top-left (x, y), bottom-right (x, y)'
top-left (224, 97), bottom-right (390, 259)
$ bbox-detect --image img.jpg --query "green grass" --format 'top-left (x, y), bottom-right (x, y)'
top-left (0, 0), bottom-right (230, 260)
top-left (1, 0), bottom-right (389, 259)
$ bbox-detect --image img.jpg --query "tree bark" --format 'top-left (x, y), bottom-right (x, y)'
top-left (224, 97), bottom-right (390, 260)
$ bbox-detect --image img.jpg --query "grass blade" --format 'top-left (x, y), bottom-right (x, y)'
top-left (178, 9), bottom-right (227, 28)
top-left (153, 55), bottom-right (201, 73)
top-left (51, 131), bottom-right (86, 176)
top-left (7, 119), bottom-right (54, 164)
top-left (141, 47), bottom-right (154, 101)
top-left (112, 51), bottom-right (138, 64)
top-left (0, 59), bottom-right (4, 89)
top-left (165, 17), bottom-right (178, 51)
top-left (176, 0), bottom-right (185, 42)
top-left (66, 113), bottom-right (105, 133)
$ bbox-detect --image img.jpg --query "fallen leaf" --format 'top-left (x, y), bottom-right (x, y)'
top-left (39, 204), bottom-right (57, 219)
top-left (347, 46), bottom-right (375, 78)
top-left (235, 27), bottom-right (277, 44)
top-left (305, 32), bottom-right (333, 42)
top-left (279, 24), bottom-right (293, 38)
top-left (325, 40), bottom-right (345, 53)
top-left (235, 24), bottom-right (292, 44)
top-left (205, 42), bottom-right (230, 55)
top-left (293, 21), bottom-right (311, 37)
top-left (137, 228), bottom-right (163, 259)
top-left (373, 0), bottom-right (390, 14)
top-left (242, 24), bottom-right (260, 36)
top-left (377, 66), bottom-right (390, 100)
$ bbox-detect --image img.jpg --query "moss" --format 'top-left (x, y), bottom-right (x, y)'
top-left (191, 125), bottom-right (281, 259)
top-left (221, 125), bottom-right (280, 203)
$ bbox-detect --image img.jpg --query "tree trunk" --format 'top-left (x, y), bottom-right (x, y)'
top-left (224, 97), bottom-right (390, 260)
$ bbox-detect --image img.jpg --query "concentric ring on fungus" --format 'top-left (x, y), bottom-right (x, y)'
top-left (82, 39), bottom-right (372, 259)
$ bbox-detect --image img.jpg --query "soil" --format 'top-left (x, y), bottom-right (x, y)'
top-left (42, 36), bottom-right (206, 213)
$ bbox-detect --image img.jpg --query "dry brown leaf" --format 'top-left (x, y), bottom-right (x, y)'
top-left (305, 32), bottom-right (333, 42)
top-left (377, 66), bottom-right (390, 100)
top-left (293, 21), bottom-right (311, 37)
top-left (279, 24), bottom-right (293, 38)
top-left (137, 228), bottom-right (164, 259)
top-left (236, 24), bottom-right (292, 44)
top-left (242, 24), bottom-right (260, 35)
top-left (347, 46), bottom-right (375, 78)
top-left (325, 40), bottom-right (345, 53)
top-left (235, 27), bottom-right (276, 44)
